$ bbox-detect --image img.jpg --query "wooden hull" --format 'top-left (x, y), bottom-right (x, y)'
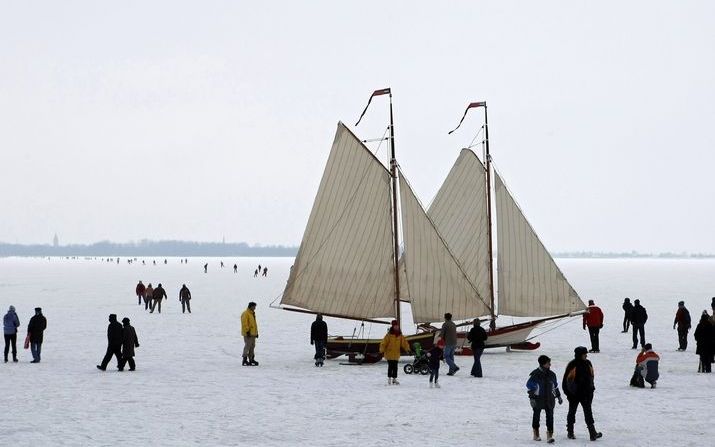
top-left (455, 319), bottom-right (544, 355)
top-left (326, 331), bottom-right (435, 363)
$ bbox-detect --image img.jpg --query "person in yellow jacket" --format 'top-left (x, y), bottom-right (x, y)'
top-left (241, 302), bottom-right (259, 366)
top-left (379, 320), bottom-right (411, 385)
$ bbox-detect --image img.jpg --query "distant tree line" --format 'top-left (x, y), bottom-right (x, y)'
top-left (553, 251), bottom-right (715, 259)
top-left (0, 240), bottom-right (298, 257)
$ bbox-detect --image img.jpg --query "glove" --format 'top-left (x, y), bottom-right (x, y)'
top-left (310, 341), bottom-right (314, 345)
top-left (136, 343), bottom-right (140, 348)
top-left (558, 396), bottom-right (563, 405)
top-left (529, 398), bottom-right (537, 409)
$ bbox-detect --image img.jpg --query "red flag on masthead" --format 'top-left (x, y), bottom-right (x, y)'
top-left (355, 88), bottom-right (392, 126)
top-left (448, 101), bottom-right (486, 134)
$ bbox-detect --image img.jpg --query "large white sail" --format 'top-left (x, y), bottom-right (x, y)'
top-left (399, 171), bottom-right (491, 323)
top-left (425, 149), bottom-right (492, 305)
top-left (494, 171), bottom-right (585, 317)
top-left (281, 122), bottom-right (396, 319)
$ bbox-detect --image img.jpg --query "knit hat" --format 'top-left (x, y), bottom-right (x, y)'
top-left (634, 299), bottom-right (640, 304)
top-left (34, 307), bottom-right (42, 312)
top-left (588, 300), bottom-right (595, 305)
top-left (678, 301), bottom-right (684, 306)
top-left (644, 343), bottom-right (652, 350)
top-left (538, 355), bottom-right (551, 366)
top-left (574, 346), bottom-right (588, 358)
top-left (8, 305), bottom-right (15, 312)
top-left (122, 317), bottom-right (130, 324)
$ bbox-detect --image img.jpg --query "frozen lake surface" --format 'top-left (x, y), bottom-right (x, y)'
top-left (1, 257), bottom-right (714, 446)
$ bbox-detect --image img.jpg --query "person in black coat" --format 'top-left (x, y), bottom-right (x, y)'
top-left (96, 314), bottom-right (124, 371)
top-left (621, 298), bottom-right (633, 333)
top-left (526, 355), bottom-right (563, 442)
top-left (118, 318), bottom-right (140, 371)
top-left (694, 312), bottom-right (714, 373)
top-left (310, 314), bottom-right (328, 366)
top-left (562, 346), bottom-right (602, 441)
top-left (150, 283), bottom-right (167, 314)
top-left (630, 299), bottom-right (648, 349)
top-left (467, 318), bottom-right (488, 377)
top-left (27, 307), bottom-right (47, 363)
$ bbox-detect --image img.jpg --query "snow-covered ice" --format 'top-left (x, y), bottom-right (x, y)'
top-left (1, 257), bottom-right (713, 446)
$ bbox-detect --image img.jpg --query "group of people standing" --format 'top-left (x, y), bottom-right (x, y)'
top-left (3, 306), bottom-right (47, 364)
top-left (96, 314), bottom-right (140, 371)
top-left (135, 281), bottom-right (192, 314)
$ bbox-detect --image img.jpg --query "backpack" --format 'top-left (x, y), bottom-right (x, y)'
top-left (564, 367), bottom-right (579, 395)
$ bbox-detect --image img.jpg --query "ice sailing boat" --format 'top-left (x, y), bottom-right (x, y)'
top-left (273, 89), bottom-right (492, 363)
top-left (425, 101), bottom-right (587, 352)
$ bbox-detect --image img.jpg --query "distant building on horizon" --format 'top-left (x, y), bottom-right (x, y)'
top-left (53, 233), bottom-right (59, 247)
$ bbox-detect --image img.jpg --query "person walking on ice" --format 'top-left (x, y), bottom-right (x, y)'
top-left (583, 299), bottom-right (604, 353)
top-left (150, 283), bottom-right (167, 313)
top-left (379, 320), bottom-right (410, 385)
top-left (621, 297), bottom-right (633, 333)
top-left (630, 299), bottom-right (648, 349)
top-left (310, 314), bottom-right (328, 367)
top-left (562, 346), bottom-right (602, 441)
top-left (427, 339), bottom-right (444, 388)
top-left (27, 307), bottom-right (47, 363)
top-left (3, 305), bottom-right (20, 363)
top-left (233, 264), bottom-right (238, 274)
top-left (179, 284), bottom-right (192, 314)
top-left (118, 318), bottom-right (139, 371)
top-left (135, 281), bottom-right (145, 306)
top-left (143, 283), bottom-right (153, 311)
top-left (673, 300), bottom-right (691, 351)
top-left (440, 313), bottom-right (459, 375)
top-left (526, 355), bottom-right (563, 443)
top-left (96, 314), bottom-right (123, 371)
top-left (241, 302), bottom-right (259, 366)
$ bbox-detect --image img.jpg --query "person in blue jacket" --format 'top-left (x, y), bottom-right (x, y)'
top-left (526, 355), bottom-right (563, 443)
top-left (3, 305), bottom-right (20, 363)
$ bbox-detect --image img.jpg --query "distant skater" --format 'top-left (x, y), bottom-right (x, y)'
top-left (96, 314), bottom-right (123, 371)
top-left (673, 300), bottom-right (691, 351)
top-left (262, 267), bottom-right (268, 277)
top-left (135, 281), bottom-right (145, 305)
top-left (27, 308), bottom-right (47, 363)
top-left (258, 264), bottom-right (261, 273)
top-left (694, 312), bottom-right (714, 373)
top-left (179, 284), bottom-right (192, 314)
top-left (3, 305), bottom-right (20, 363)
top-left (241, 302), bottom-right (259, 366)
top-left (164, 259), bottom-right (167, 264)
top-left (254, 269), bottom-right (258, 277)
top-left (527, 355), bottom-right (563, 442)
top-left (583, 300), bottom-right (604, 353)
top-left (310, 314), bottom-right (328, 367)
top-left (233, 264), bottom-right (238, 273)
top-left (203, 263), bottom-right (208, 273)
top-left (631, 299), bottom-right (648, 349)
top-left (150, 283), bottom-right (167, 313)
top-left (467, 318), bottom-right (487, 377)
top-left (621, 298), bottom-right (633, 333)
top-left (220, 261), bottom-right (224, 268)
top-left (118, 318), bottom-right (139, 371)
top-left (143, 283), bottom-right (153, 311)
top-left (379, 320), bottom-right (410, 385)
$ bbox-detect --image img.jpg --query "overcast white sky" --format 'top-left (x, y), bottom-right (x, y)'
top-left (1, 1), bottom-right (713, 253)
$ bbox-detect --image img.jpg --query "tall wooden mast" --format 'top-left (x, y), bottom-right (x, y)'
top-left (482, 103), bottom-right (497, 330)
top-left (355, 88), bottom-right (400, 326)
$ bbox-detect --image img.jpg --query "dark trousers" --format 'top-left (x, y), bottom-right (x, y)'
top-left (151, 299), bottom-right (162, 313)
top-left (532, 406), bottom-right (554, 431)
top-left (588, 327), bottom-right (600, 351)
top-left (143, 296), bottom-right (150, 310)
top-left (429, 366), bottom-right (440, 382)
top-left (100, 345), bottom-right (123, 369)
top-left (118, 356), bottom-right (136, 370)
top-left (137, 294), bottom-right (142, 305)
top-left (566, 395), bottom-right (595, 428)
top-left (4, 334), bottom-right (17, 360)
top-left (699, 354), bottom-right (712, 373)
top-left (677, 327), bottom-right (688, 350)
top-left (471, 347), bottom-right (484, 377)
top-left (313, 341), bottom-right (326, 360)
top-left (623, 315), bottom-right (630, 332)
top-left (632, 325), bottom-right (645, 348)
top-left (30, 342), bottom-right (42, 362)
top-left (387, 360), bottom-right (398, 378)
top-left (181, 299), bottom-right (191, 313)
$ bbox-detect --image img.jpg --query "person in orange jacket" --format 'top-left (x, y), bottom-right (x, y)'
top-left (379, 320), bottom-right (410, 385)
top-left (583, 300), bottom-right (604, 353)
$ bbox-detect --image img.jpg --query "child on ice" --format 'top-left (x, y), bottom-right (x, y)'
top-left (427, 339), bottom-right (444, 388)
top-left (526, 355), bottom-right (563, 443)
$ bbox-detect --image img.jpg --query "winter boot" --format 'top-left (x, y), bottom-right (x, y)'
top-left (4, 356), bottom-right (7, 363)
top-left (249, 359), bottom-right (259, 366)
top-left (567, 425), bottom-right (575, 439)
top-left (387, 377), bottom-right (392, 385)
top-left (242, 357), bottom-right (249, 366)
top-left (13, 354), bottom-right (18, 362)
top-left (547, 431), bottom-right (554, 443)
top-left (434, 381), bottom-right (440, 388)
top-left (587, 425), bottom-right (602, 441)
top-left (533, 428), bottom-right (541, 441)
top-left (392, 378), bottom-right (400, 385)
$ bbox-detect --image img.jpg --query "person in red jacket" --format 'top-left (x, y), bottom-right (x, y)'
top-left (583, 300), bottom-right (604, 353)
